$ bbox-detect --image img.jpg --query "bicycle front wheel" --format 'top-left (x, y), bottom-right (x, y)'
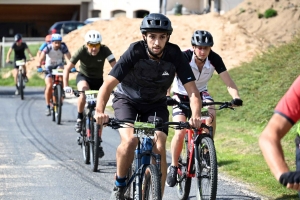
top-left (81, 112), bottom-right (90, 164)
top-left (177, 134), bottom-right (192, 200)
top-left (196, 136), bottom-right (217, 200)
top-left (90, 118), bottom-right (100, 172)
top-left (55, 84), bottom-right (62, 125)
top-left (18, 72), bottom-right (24, 100)
top-left (141, 164), bottom-right (161, 200)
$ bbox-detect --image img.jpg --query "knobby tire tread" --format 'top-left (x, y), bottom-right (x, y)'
top-left (90, 114), bottom-right (99, 172)
top-left (197, 136), bottom-right (218, 200)
top-left (142, 164), bottom-right (162, 200)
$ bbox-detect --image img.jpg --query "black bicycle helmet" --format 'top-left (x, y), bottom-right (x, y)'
top-left (191, 30), bottom-right (214, 47)
top-left (14, 33), bottom-right (22, 42)
top-left (140, 13), bottom-right (173, 35)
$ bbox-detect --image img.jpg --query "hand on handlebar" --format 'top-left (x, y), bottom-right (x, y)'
top-left (94, 111), bottom-right (109, 126)
top-left (63, 86), bottom-right (73, 94)
top-left (70, 68), bottom-right (77, 73)
top-left (37, 67), bottom-right (43, 72)
top-left (279, 171), bottom-right (300, 190)
top-left (166, 96), bottom-right (178, 106)
top-left (231, 98), bottom-right (243, 106)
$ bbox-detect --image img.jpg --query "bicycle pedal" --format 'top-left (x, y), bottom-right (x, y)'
top-left (77, 136), bottom-right (82, 145)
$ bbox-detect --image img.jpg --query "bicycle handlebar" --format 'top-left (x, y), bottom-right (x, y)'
top-left (171, 100), bottom-right (234, 111)
top-left (104, 118), bottom-right (191, 130)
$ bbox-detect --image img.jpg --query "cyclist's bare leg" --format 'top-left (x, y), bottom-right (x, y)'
top-left (152, 130), bottom-right (167, 195)
top-left (116, 127), bottom-right (138, 178)
top-left (45, 77), bottom-right (53, 105)
top-left (170, 114), bottom-right (187, 168)
top-left (203, 99), bottom-right (216, 137)
top-left (76, 80), bottom-right (89, 113)
top-left (13, 68), bottom-right (18, 85)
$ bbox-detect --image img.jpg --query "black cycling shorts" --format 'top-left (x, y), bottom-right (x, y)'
top-left (76, 73), bottom-right (103, 90)
top-left (112, 92), bottom-right (170, 135)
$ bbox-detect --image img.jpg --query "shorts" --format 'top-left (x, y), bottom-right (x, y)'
top-left (76, 73), bottom-right (103, 90)
top-left (172, 90), bottom-right (214, 118)
top-left (112, 92), bottom-right (169, 135)
top-left (45, 65), bottom-right (64, 78)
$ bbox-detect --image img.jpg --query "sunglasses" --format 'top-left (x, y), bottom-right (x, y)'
top-left (87, 43), bottom-right (101, 48)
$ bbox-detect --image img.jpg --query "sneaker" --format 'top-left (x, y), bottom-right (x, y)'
top-left (99, 146), bottom-right (105, 158)
top-left (15, 89), bottom-right (19, 95)
top-left (166, 165), bottom-right (178, 187)
top-left (109, 186), bottom-right (125, 200)
top-left (75, 119), bottom-right (82, 133)
top-left (45, 108), bottom-right (51, 116)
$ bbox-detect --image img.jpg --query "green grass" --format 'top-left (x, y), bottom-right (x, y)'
top-left (167, 35), bottom-right (300, 198)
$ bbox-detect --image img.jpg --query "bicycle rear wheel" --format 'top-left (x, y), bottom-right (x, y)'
top-left (141, 164), bottom-right (161, 200)
top-left (177, 134), bottom-right (192, 200)
top-left (90, 117), bottom-right (100, 172)
top-left (18, 72), bottom-right (24, 100)
top-left (196, 136), bottom-right (217, 200)
top-left (55, 84), bottom-right (62, 125)
top-left (81, 112), bottom-right (90, 164)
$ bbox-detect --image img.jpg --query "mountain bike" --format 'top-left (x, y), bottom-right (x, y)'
top-left (73, 90), bottom-right (104, 172)
top-left (38, 67), bottom-right (75, 125)
top-left (171, 100), bottom-right (234, 200)
top-left (15, 60), bottom-right (27, 100)
top-left (104, 117), bottom-right (191, 200)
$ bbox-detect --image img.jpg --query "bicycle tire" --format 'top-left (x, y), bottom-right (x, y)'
top-left (196, 136), bottom-right (217, 200)
top-left (81, 112), bottom-right (90, 164)
top-left (141, 164), bottom-right (162, 200)
top-left (90, 116), bottom-right (100, 172)
top-left (55, 84), bottom-right (62, 125)
top-left (124, 163), bottom-right (133, 199)
top-left (18, 72), bottom-right (24, 100)
top-left (52, 89), bottom-right (56, 122)
top-left (177, 134), bottom-right (192, 200)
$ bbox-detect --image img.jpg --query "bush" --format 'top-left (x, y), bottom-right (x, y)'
top-left (264, 8), bottom-right (277, 18)
top-left (258, 13), bottom-right (264, 19)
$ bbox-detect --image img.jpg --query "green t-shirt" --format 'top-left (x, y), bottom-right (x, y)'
top-left (70, 45), bottom-right (115, 79)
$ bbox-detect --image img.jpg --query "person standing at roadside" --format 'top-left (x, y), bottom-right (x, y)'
top-left (6, 33), bottom-right (34, 95)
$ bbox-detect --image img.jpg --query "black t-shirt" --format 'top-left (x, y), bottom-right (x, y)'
top-left (109, 41), bottom-right (196, 104)
top-left (11, 42), bottom-right (28, 60)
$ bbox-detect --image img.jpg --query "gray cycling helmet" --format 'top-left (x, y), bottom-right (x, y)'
top-left (191, 30), bottom-right (214, 47)
top-left (140, 13), bottom-right (173, 35)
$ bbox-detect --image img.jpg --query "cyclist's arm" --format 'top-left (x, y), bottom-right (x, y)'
top-left (259, 113), bottom-right (292, 180)
top-left (64, 52), bottom-right (71, 63)
top-left (26, 48), bottom-right (33, 60)
top-left (6, 47), bottom-right (13, 62)
top-left (95, 75), bottom-right (119, 124)
top-left (38, 52), bottom-right (46, 67)
top-left (219, 71), bottom-right (240, 99)
top-left (109, 60), bottom-right (116, 68)
top-left (183, 81), bottom-right (202, 127)
top-left (63, 61), bottom-right (75, 88)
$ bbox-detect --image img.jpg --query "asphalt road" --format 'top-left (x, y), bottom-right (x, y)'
top-left (0, 86), bottom-right (264, 200)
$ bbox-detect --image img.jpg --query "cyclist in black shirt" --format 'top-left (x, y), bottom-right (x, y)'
top-left (94, 13), bottom-right (203, 199)
top-left (6, 33), bottom-right (33, 95)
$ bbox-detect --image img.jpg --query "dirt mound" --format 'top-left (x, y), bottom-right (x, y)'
top-left (24, 0), bottom-right (300, 80)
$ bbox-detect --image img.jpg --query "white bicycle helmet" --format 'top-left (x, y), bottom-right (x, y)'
top-left (84, 30), bottom-right (102, 44)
